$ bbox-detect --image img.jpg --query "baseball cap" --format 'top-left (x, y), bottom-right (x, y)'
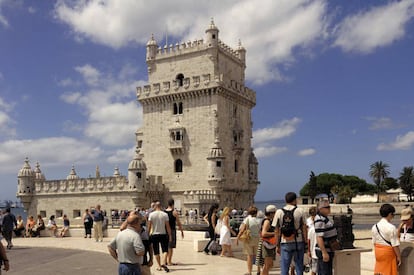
top-left (401, 208), bottom-right (412, 221)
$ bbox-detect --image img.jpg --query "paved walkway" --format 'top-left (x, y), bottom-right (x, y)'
top-left (3, 234), bottom-right (374, 275)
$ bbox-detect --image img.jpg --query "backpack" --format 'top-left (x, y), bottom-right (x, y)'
top-left (280, 206), bottom-right (297, 239)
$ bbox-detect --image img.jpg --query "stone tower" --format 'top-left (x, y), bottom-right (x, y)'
top-left (136, 20), bottom-right (259, 212)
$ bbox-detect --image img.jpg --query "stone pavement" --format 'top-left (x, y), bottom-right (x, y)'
top-left (3, 232), bottom-right (374, 275)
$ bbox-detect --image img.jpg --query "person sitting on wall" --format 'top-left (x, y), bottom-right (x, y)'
top-left (33, 214), bottom-right (45, 237)
top-left (60, 214), bottom-right (70, 237)
top-left (47, 215), bottom-right (58, 237)
top-left (14, 215), bottom-right (25, 237)
top-left (26, 216), bottom-right (36, 237)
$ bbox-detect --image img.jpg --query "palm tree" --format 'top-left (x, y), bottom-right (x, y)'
top-left (399, 166), bottom-right (414, 202)
top-left (369, 161), bottom-right (390, 203)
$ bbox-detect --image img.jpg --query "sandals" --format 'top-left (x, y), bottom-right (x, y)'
top-left (161, 265), bottom-right (170, 272)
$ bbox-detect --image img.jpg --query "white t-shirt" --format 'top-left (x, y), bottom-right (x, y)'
top-left (242, 216), bottom-right (261, 238)
top-left (307, 226), bottom-right (317, 259)
top-left (148, 210), bottom-right (169, 235)
top-left (372, 218), bottom-right (400, 247)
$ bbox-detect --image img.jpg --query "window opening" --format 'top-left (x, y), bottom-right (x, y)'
top-left (176, 74), bottom-right (184, 87)
top-left (234, 160), bottom-right (238, 173)
top-left (216, 161), bottom-right (222, 167)
top-left (175, 159), bottom-right (183, 173)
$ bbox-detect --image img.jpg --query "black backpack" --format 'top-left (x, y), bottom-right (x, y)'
top-left (280, 206), bottom-right (297, 238)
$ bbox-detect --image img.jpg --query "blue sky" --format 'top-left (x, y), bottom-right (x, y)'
top-left (1, 0), bottom-right (414, 202)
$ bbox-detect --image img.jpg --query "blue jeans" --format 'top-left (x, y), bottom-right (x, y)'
top-left (280, 242), bottom-right (305, 275)
top-left (118, 263), bottom-right (141, 275)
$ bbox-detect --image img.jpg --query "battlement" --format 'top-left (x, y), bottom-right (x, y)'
top-left (151, 39), bottom-right (244, 64)
top-left (136, 73), bottom-right (255, 105)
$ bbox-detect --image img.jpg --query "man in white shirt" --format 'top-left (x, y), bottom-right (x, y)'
top-left (148, 201), bottom-right (172, 272)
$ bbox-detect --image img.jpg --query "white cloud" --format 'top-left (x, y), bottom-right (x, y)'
top-left (334, 0), bottom-right (414, 53)
top-left (0, 96), bottom-right (16, 138)
top-left (28, 7), bottom-right (36, 14)
top-left (365, 116), bottom-right (402, 130)
top-left (60, 64), bottom-right (145, 146)
top-left (0, 0), bottom-right (9, 28)
top-left (54, 0), bottom-right (329, 84)
top-left (0, 137), bottom-right (102, 172)
top-left (297, 148), bottom-right (316, 156)
top-left (107, 147), bottom-right (135, 164)
top-left (377, 131), bottom-right (414, 151)
top-left (253, 117), bottom-right (302, 146)
top-left (254, 146), bottom-right (288, 158)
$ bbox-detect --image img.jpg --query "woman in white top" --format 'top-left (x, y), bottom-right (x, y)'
top-left (237, 206), bottom-right (261, 275)
top-left (219, 206), bottom-right (236, 257)
top-left (371, 203), bottom-right (401, 275)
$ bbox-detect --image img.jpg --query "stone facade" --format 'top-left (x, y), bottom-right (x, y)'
top-left (16, 20), bottom-right (259, 219)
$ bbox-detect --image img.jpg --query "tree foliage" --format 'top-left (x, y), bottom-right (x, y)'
top-left (399, 166), bottom-right (414, 202)
top-left (369, 161), bottom-right (390, 203)
top-left (300, 172), bottom-right (375, 204)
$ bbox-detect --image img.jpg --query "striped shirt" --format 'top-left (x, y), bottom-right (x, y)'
top-left (314, 214), bottom-right (337, 250)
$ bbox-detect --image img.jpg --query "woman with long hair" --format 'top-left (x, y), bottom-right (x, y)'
top-left (219, 206), bottom-right (236, 257)
top-left (203, 203), bottom-right (219, 254)
top-left (260, 205), bottom-right (277, 275)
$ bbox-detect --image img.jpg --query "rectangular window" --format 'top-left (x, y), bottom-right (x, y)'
top-left (40, 210), bottom-right (46, 218)
top-left (216, 161), bottom-right (221, 167)
top-left (234, 160), bottom-right (238, 173)
top-left (73, 209), bottom-right (81, 219)
top-left (56, 210), bottom-right (63, 218)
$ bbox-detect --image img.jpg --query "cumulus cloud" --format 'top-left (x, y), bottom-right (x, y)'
top-left (107, 147), bottom-right (135, 164)
top-left (254, 146), bottom-right (288, 158)
top-left (377, 131), bottom-right (414, 151)
top-left (60, 64), bottom-right (145, 146)
top-left (253, 117), bottom-right (302, 146)
top-left (334, 0), bottom-right (414, 53)
top-left (0, 137), bottom-right (102, 172)
top-left (252, 117), bottom-right (301, 158)
top-left (297, 148), bottom-right (316, 156)
top-left (54, 0), bottom-right (329, 84)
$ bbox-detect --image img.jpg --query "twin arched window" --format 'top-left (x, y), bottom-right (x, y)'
top-left (173, 102), bottom-right (183, 114)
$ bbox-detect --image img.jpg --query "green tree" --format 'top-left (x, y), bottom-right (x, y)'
top-left (308, 171), bottom-right (318, 204)
top-left (399, 166), bottom-right (414, 202)
top-left (369, 161), bottom-right (390, 203)
top-left (383, 177), bottom-right (399, 190)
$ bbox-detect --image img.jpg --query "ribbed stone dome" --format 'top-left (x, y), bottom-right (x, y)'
top-left (146, 34), bottom-right (157, 46)
top-left (66, 165), bottom-right (80, 180)
top-left (208, 139), bottom-right (225, 159)
top-left (18, 158), bottom-right (34, 177)
top-left (128, 150), bottom-right (147, 170)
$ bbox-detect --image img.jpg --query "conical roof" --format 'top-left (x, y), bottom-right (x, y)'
top-left (18, 157), bottom-right (34, 177)
top-left (34, 162), bottom-right (45, 180)
top-left (128, 148), bottom-right (147, 170)
top-left (66, 165), bottom-right (80, 180)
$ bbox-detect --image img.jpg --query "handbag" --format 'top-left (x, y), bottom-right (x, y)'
top-left (262, 235), bottom-right (277, 249)
top-left (214, 219), bottom-right (223, 235)
top-left (328, 238), bottom-right (342, 251)
top-left (239, 218), bottom-right (251, 242)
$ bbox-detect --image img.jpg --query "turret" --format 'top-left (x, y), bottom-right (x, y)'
top-left (34, 162), bottom-right (45, 182)
top-left (17, 157), bottom-right (35, 210)
top-left (207, 138), bottom-right (226, 182)
top-left (96, 165), bottom-right (101, 178)
top-left (248, 149), bottom-right (259, 182)
top-left (128, 148), bottom-right (147, 190)
top-left (205, 18), bottom-right (219, 48)
top-left (67, 165), bottom-right (80, 180)
top-left (146, 34), bottom-right (158, 61)
top-left (236, 39), bottom-right (246, 65)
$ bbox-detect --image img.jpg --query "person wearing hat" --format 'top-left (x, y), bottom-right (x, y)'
top-left (398, 207), bottom-right (414, 242)
top-left (314, 200), bottom-right (338, 275)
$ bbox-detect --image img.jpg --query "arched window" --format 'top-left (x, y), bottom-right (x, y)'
top-left (234, 159), bottom-right (238, 173)
top-left (176, 73), bottom-right (184, 87)
top-left (175, 159), bottom-right (183, 173)
top-left (178, 102), bottom-right (183, 114)
top-left (173, 102), bottom-right (183, 115)
top-left (173, 103), bottom-right (178, 114)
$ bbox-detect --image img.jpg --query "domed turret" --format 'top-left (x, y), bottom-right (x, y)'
top-left (146, 34), bottom-right (158, 61)
top-left (207, 138), bottom-right (225, 182)
top-left (17, 157), bottom-right (34, 194)
top-left (128, 148), bottom-right (147, 190)
top-left (205, 18), bottom-right (219, 48)
top-left (248, 149), bottom-right (259, 181)
top-left (67, 165), bottom-right (80, 180)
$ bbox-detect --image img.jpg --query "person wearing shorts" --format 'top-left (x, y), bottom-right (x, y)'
top-left (148, 201), bottom-right (172, 272)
